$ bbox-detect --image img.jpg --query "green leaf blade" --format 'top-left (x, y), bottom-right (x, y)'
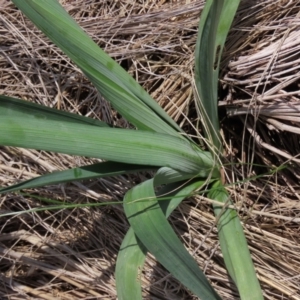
top-left (0, 112), bottom-right (214, 176)
top-left (115, 227), bottom-right (146, 300)
top-left (0, 95), bottom-right (109, 127)
top-left (11, 0), bottom-right (182, 135)
top-left (123, 179), bottom-right (221, 300)
top-left (116, 179), bottom-right (205, 300)
top-left (195, 0), bottom-right (241, 150)
top-left (195, 1), bottom-right (263, 298)
top-left (208, 181), bottom-right (263, 300)
top-left (0, 162), bottom-right (156, 194)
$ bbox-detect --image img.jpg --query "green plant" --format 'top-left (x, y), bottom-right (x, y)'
top-left (0, 0), bottom-right (263, 299)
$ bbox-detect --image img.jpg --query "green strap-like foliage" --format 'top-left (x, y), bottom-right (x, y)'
top-left (11, 0), bottom-right (183, 136)
top-left (123, 178), bottom-right (221, 300)
top-left (0, 109), bottom-right (214, 176)
top-left (116, 179), bottom-right (210, 300)
top-left (0, 0), bottom-right (264, 299)
top-left (195, 1), bottom-right (263, 299)
top-left (208, 181), bottom-right (263, 299)
top-left (195, 0), bottom-right (241, 151)
top-left (0, 162), bottom-right (156, 194)
top-left (1, 95), bottom-right (109, 127)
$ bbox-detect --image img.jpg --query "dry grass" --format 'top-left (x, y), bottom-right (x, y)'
top-left (1, 0), bottom-right (300, 299)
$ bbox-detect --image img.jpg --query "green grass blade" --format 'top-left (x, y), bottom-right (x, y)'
top-left (11, 0), bottom-right (182, 135)
top-left (195, 1), bottom-right (263, 298)
top-left (195, 0), bottom-right (241, 150)
top-left (115, 227), bottom-right (146, 300)
top-left (116, 180), bottom-right (204, 300)
top-left (0, 95), bottom-right (109, 127)
top-left (123, 179), bottom-right (221, 300)
top-left (0, 162), bottom-right (156, 194)
top-left (208, 181), bottom-right (263, 299)
top-left (0, 115), bottom-right (214, 176)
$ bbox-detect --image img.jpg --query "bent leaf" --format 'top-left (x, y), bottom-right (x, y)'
top-left (123, 179), bottom-right (221, 299)
top-left (116, 180), bottom-right (203, 300)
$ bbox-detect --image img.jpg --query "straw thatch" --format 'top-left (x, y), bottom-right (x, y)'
top-left (1, 0), bottom-right (300, 299)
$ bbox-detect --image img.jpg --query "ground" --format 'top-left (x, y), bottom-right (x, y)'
top-left (1, 0), bottom-right (300, 299)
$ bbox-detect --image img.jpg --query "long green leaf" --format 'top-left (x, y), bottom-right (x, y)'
top-left (208, 181), bottom-right (263, 300)
top-left (195, 1), bottom-right (263, 299)
top-left (115, 227), bottom-right (147, 300)
top-left (195, 0), bottom-right (241, 150)
top-left (0, 115), bottom-right (215, 176)
top-left (123, 179), bottom-right (221, 299)
top-left (0, 162), bottom-right (156, 194)
top-left (116, 180), bottom-right (203, 300)
top-left (11, 0), bottom-right (182, 136)
top-left (0, 95), bottom-right (109, 127)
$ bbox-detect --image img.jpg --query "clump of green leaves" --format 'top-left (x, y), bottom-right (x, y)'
top-left (0, 0), bottom-right (263, 299)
